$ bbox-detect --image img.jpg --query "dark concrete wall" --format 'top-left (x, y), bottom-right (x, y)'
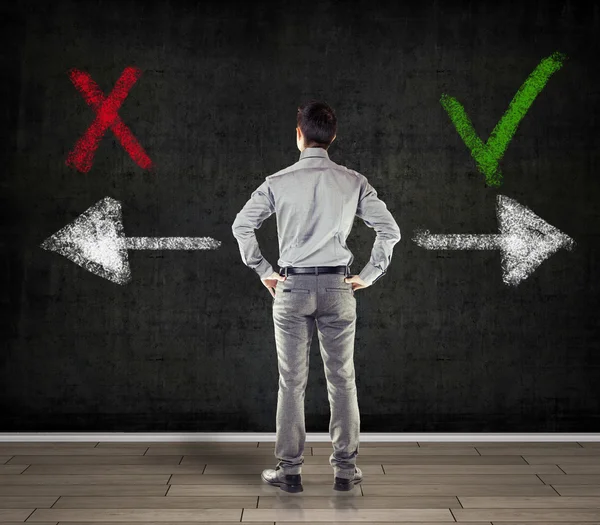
top-left (2, 0), bottom-right (599, 431)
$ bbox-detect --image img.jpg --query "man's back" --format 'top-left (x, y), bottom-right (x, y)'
top-left (237, 102), bottom-right (396, 491)
top-left (232, 146), bottom-right (401, 286)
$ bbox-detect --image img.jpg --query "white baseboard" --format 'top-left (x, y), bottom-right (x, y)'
top-left (0, 433), bottom-right (598, 442)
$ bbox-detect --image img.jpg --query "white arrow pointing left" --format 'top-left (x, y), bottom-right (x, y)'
top-left (40, 196), bottom-right (221, 285)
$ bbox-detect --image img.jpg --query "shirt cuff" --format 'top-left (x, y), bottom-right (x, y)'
top-left (358, 262), bottom-right (386, 286)
top-left (256, 259), bottom-right (275, 280)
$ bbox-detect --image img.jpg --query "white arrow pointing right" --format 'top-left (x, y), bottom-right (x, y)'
top-left (413, 194), bottom-right (575, 286)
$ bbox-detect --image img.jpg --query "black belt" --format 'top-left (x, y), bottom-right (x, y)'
top-left (279, 265), bottom-right (350, 277)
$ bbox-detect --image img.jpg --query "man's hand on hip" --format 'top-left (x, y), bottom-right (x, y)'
top-left (262, 272), bottom-right (287, 298)
top-left (345, 274), bottom-right (369, 291)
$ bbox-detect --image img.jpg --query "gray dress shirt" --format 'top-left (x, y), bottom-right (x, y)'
top-left (231, 147), bottom-right (401, 286)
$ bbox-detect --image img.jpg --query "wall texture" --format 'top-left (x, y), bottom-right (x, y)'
top-left (2, 0), bottom-right (599, 431)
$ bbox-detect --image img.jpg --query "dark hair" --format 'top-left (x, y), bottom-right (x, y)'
top-left (297, 99), bottom-right (337, 149)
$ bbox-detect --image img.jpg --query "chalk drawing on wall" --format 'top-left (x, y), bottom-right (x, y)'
top-left (412, 194), bottom-right (574, 286)
top-left (66, 66), bottom-right (153, 173)
top-left (440, 51), bottom-right (566, 187)
top-left (40, 197), bottom-right (221, 284)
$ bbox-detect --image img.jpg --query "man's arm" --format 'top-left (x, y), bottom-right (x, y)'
top-left (356, 177), bottom-right (401, 286)
top-left (231, 178), bottom-right (276, 280)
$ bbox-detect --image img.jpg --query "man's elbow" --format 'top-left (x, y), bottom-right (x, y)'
top-left (384, 224), bottom-right (401, 243)
top-left (231, 217), bottom-right (242, 239)
top-left (232, 217), bottom-right (252, 239)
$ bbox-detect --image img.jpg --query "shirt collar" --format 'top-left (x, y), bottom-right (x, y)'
top-left (299, 147), bottom-right (330, 161)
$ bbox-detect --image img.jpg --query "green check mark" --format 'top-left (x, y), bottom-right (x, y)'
top-left (440, 51), bottom-right (566, 187)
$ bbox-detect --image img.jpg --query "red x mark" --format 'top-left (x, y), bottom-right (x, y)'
top-left (66, 66), bottom-right (153, 173)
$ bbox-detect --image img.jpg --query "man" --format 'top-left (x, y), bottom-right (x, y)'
top-left (231, 99), bottom-right (401, 493)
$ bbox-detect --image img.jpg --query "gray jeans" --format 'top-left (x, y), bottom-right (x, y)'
top-left (271, 269), bottom-right (360, 480)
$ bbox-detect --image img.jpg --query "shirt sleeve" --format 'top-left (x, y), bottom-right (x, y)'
top-left (231, 178), bottom-right (276, 280)
top-left (356, 177), bottom-right (401, 286)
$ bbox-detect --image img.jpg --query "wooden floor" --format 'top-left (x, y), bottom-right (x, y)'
top-left (1, 441), bottom-right (600, 523)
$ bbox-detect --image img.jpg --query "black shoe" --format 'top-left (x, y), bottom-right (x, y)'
top-left (333, 466), bottom-right (363, 491)
top-left (261, 466), bottom-right (303, 493)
